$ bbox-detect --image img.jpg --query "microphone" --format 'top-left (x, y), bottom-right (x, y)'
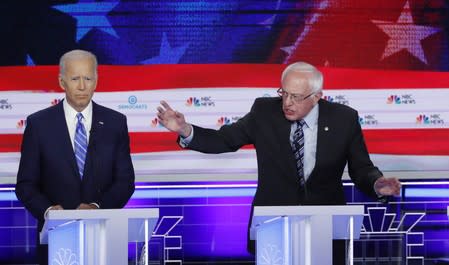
top-left (88, 123), bottom-right (98, 149)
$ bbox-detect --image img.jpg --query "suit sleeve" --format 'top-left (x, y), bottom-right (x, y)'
top-left (96, 115), bottom-right (135, 208)
top-left (346, 111), bottom-right (382, 198)
top-left (185, 102), bottom-right (256, 153)
top-left (15, 116), bottom-right (52, 221)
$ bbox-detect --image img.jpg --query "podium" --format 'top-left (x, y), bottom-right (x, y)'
top-left (40, 208), bottom-right (159, 265)
top-left (250, 205), bottom-right (364, 265)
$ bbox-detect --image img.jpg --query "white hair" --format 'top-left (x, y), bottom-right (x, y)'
top-left (59, 49), bottom-right (98, 77)
top-left (281, 62), bottom-right (323, 93)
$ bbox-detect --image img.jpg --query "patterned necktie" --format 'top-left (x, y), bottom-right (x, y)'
top-left (291, 119), bottom-right (306, 186)
top-left (74, 113), bottom-right (88, 179)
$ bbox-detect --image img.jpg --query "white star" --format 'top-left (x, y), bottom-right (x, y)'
top-left (280, 45), bottom-right (295, 56)
top-left (259, 15), bottom-right (277, 30)
top-left (372, 1), bottom-right (440, 64)
top-left (141, 33), bottom-right (189, 64)
top-left (53, 1), bottom-right (119, 42)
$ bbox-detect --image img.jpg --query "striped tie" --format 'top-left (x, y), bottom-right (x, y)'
top-left (74, 113), bottom-right (88, 179)
top-left (291, 120), bottom-right (306, 186)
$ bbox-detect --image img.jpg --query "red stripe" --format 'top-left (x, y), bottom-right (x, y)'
top-left (2, 129), bottom-right (449, 155)
top-left (1, 65), bottom-right (449, 91)
top-left (364, 129), bottom-right (449, 156)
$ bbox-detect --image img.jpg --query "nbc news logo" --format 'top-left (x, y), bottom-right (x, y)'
top-left (186, 96), bottom-right (215, 107)
top-left (416, 114), bottom-right (444, 125)
top-left (359, 114), bottom-right (378, 126)
top-left (323, 95), bottom-right (349, 105)
top-left (386, 95), bottom-right (416, 104)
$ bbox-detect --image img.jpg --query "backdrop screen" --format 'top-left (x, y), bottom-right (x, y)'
top-left (0, 0), bottom-right (448, 183)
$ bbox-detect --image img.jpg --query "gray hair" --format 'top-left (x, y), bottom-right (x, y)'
top-left (281, 62), bottom-right (323, 93)
top-left (59, 49), bottom-right (98, 77)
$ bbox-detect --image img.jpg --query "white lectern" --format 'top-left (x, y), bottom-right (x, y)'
top-left (40, 208), bottom-right (159, 265)
top-left (250, 205), bottom-right (364, 265)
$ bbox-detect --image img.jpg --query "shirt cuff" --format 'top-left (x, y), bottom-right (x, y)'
top-left (90, 203), bottom-right (100, 209)
top-left (44, 206), bottom-right (52, 219)
top-left (179, 125), bottom-right (194, 147)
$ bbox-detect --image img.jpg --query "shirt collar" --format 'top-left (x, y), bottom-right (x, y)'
top-left (63, 99), bottom-right (93, 122)
top-left (302, 103), bottom-right (319, 130)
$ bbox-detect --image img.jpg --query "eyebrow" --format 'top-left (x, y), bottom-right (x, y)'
top-left (283, 91), bottom-right (307, 96)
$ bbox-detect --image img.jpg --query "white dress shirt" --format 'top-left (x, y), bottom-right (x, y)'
top-left (63, 99), bottom-right (92, 150)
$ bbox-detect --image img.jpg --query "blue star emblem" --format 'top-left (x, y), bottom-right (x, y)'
top-left (53, 0), bottom-right (119, 42)
top-left (141, 33), bottom-right (189, 64)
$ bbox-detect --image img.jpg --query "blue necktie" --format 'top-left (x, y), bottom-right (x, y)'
top-left (291, 120), bottom-right (306, 186)
top-left (74, 113), bottom-right (88, 179)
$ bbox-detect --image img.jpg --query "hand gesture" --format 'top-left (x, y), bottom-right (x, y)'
top-left (374, 177), bottom-right (401, 196)
top-left (157, 100), bottom-right (192, 137)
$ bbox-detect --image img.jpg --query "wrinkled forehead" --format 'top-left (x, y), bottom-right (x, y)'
top-left (60, 53), bottom-right (98, 76)
top-left (62, 57), bottom-right (97, 76)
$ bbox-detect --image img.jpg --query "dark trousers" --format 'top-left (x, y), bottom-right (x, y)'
top-left (36, 231), bottom-right (48, 265)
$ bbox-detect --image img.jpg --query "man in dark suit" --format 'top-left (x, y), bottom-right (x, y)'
top-left (15, 50), bottom-right (135, 265)
top-left (157, 61), bottom-right (401, 264)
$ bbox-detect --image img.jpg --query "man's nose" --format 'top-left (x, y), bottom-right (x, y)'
top-left (79, 79), bottom-right (86, 90)
top-left (284, 95), bottom-right (294, 105)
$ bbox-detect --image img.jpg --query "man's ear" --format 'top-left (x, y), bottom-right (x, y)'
top-left (58, 76), bottom-right (66, 91)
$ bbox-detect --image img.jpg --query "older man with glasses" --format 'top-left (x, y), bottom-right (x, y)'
top-left (157, 61), bottom-right (401, 265)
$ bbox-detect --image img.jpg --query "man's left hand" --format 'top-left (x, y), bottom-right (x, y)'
top-left (374, 176), bottom-right (401, 196)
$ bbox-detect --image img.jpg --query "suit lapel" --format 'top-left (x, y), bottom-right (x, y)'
top-left (55, 102), bottom-right (80, 178)
top-left (270, 104), bottom-right (299, 182)
top-left (83, 102), bottom-right (103, 182)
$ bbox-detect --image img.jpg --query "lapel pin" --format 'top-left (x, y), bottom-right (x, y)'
top-left (99, 121), bottom-right (104, 125)
top-left (324, 126), bottom-right (329, 131)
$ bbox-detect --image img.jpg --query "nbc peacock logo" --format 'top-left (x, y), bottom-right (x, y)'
top-left (259, 244), bottom-right (283, 265)
top-left (51, 99), bottom-right (62, 106)
top-left (186, 97), bottom-right (201, 107)
top-left (52, 248), bottom-right (79, 265)
top-left (386, 95), bottom-right (401, 104)
top-left (416, 114), bottom-right (430, 124)
top-left (323, 95), bottom-right (334, 102)
top-left (217, 117), bottom-right (231, 126)
top-left (16, 119), bottom-right (27, 129)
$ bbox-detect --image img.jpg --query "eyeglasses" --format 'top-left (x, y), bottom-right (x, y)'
top-left (277, 88), bottom-right (315, 104)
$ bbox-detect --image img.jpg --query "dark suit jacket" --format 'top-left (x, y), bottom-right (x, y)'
top-left (15, 101), bottom-right (135, 232)
top-left (184, 97), bottom-right (382, 251)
